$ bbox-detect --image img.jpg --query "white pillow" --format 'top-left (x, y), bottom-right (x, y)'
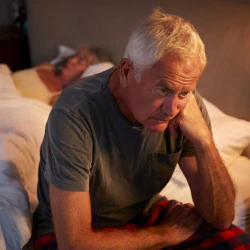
top-left (0, 70), bottom-right (21, 99)
top-left (243, 145), bottom-right (250, 158)
top-left (81, 62), bottom-right (114, 78)
top-left (202, 98), bottom-right (250, 166)
top-left (0, 64), bottom-right (12, 75)
top-left (50, 45), bottom-right (75, 65)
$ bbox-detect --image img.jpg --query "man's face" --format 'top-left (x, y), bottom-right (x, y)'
top-left (120, 55), bottom-right (202, 133)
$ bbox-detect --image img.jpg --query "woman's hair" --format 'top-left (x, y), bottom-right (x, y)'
top-left (55, 45), bottom-right (113, 75)
top-left (75, 44), bottom-right (98, 66)
top-left (89, 46), bottom-right (114, 64)
top-left (76, 45), bottom-right (113, 65)
top-left (123, 8), bottom-right (207, 81)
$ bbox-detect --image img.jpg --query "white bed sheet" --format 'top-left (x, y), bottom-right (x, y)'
top-left (0, 70), bottom-right (51, 249)
top-left (228, 156), bottom-right (250, 235)
top-left (1, 63), bottom-right (250, 248)
top-left (160, 155), bottom-right (250, 236)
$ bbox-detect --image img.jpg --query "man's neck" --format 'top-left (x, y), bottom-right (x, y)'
top-left (108, 67), bottom-right (136, 123)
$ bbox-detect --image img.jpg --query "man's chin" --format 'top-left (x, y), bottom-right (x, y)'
top-left (143, 122), bottom-right (168, 133)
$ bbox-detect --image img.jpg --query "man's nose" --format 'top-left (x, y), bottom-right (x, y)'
top-left (162, 95), bottom-right (180, 117)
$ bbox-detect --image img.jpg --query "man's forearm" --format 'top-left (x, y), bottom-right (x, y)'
top-left (192, 134), bottom-right (235, 229)
top-left (58, 226), bottom-right (167, 250)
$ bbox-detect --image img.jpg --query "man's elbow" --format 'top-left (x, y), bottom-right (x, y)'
top-left (209, 213), bottom-right (235, 231)
top-left (210, 220), bottom-right (233, 231)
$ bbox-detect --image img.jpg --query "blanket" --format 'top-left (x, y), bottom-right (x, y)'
top-left (0, 70), bottom-right (51, 249)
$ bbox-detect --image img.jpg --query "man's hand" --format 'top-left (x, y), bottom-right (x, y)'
top-left (51, 185), bottom-right (203, 249)
top-left (170, 93), bottom-right (236, 230)
top-left (168, 93), bottom-right (211, 144)
top-left (158, 203), bottom-right (203, 246)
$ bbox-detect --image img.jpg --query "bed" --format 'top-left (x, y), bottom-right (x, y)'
top-left (1, 57), bottom-right (250, 249)
top-left (161, 98), bottom-right (250, 236)
top-left (0, 45), bottom-right (114, 249)
top-left (0, 64), bottom-right (51, 250)
top-left (1, 1), bottom-right (250, 248)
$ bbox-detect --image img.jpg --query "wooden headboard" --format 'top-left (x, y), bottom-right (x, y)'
top-left (26, 0), bottom-right (250, 120)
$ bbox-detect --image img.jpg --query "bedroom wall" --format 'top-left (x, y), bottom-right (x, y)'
top-left (26, 0), bottom-right (250, 120)
top-left (0, 0), bottom-right (12, 26)
top-left (0, 0), bottom-right (28, 27)
top-left (26, 0), bottom-right (250, 64)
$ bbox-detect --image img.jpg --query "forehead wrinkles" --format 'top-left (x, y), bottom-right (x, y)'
top-left (156, 59), bottom-right (201, 87)
top-left (164, 70), bottom-right (199, 85)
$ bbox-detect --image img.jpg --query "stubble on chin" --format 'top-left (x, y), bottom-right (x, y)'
top-left (141, 121), bottom-right (169, 135)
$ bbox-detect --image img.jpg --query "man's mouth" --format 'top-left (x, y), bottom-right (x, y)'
top-left (151, 117), bottom-right (170, 122)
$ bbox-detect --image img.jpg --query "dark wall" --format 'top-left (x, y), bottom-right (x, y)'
top-left (0, 0), bottom-right (12, 26)
top-left (26, 0), bottom-right (250, 64)
top-left (26, 0), bottom-right (250, 120)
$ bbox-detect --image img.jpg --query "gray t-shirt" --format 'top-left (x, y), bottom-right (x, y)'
top-left (33, 68), bottom-right (211, 237)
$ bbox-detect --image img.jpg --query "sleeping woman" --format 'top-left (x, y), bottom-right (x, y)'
top-left (12, 45), bottom-right (112, 105)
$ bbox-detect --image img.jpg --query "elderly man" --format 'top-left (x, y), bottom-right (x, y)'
top-left (33, 9), bottom-right (250, 249)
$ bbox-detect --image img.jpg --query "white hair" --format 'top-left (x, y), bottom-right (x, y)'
top-left (123, 9), bottom-right (207, 81)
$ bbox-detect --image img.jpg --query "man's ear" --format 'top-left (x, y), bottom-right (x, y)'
top-left (119, 58), bottom-right (133, 88)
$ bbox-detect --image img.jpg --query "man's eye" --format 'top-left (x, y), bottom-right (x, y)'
top-left (179, 92), bottom-right (190, 98)
top-left (155, 88), bottom-right (168, 96)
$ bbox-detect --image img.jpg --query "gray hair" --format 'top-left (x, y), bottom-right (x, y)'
top-left (75, 44), bottom-right (98, 66)
top-left (55, 45), bottom-right (113, 75)
top-left (76, 45), bottom-right (113, 65)
top-left (123, 9), bottom-right (207, 81)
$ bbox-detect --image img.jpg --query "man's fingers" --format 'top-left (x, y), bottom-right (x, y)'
top-left (183, 203), bottom-right (194, 209)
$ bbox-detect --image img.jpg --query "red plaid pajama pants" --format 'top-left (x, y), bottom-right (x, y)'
top-left (34, 198), bottom-right (250, 250)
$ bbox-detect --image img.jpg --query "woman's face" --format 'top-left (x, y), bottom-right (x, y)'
top-left (61, 50), bottom-right (89, 86)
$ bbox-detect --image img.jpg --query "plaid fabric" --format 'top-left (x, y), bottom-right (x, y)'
top-left (34, 233), bottom-right (57, 250)
top-left (34, 198), bottom-right (250, 249)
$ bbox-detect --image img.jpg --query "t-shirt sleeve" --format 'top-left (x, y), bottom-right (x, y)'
top-left (43, 108), bottom-right (93, 191)
top-left (181, 91), bottom-right (212, 157)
